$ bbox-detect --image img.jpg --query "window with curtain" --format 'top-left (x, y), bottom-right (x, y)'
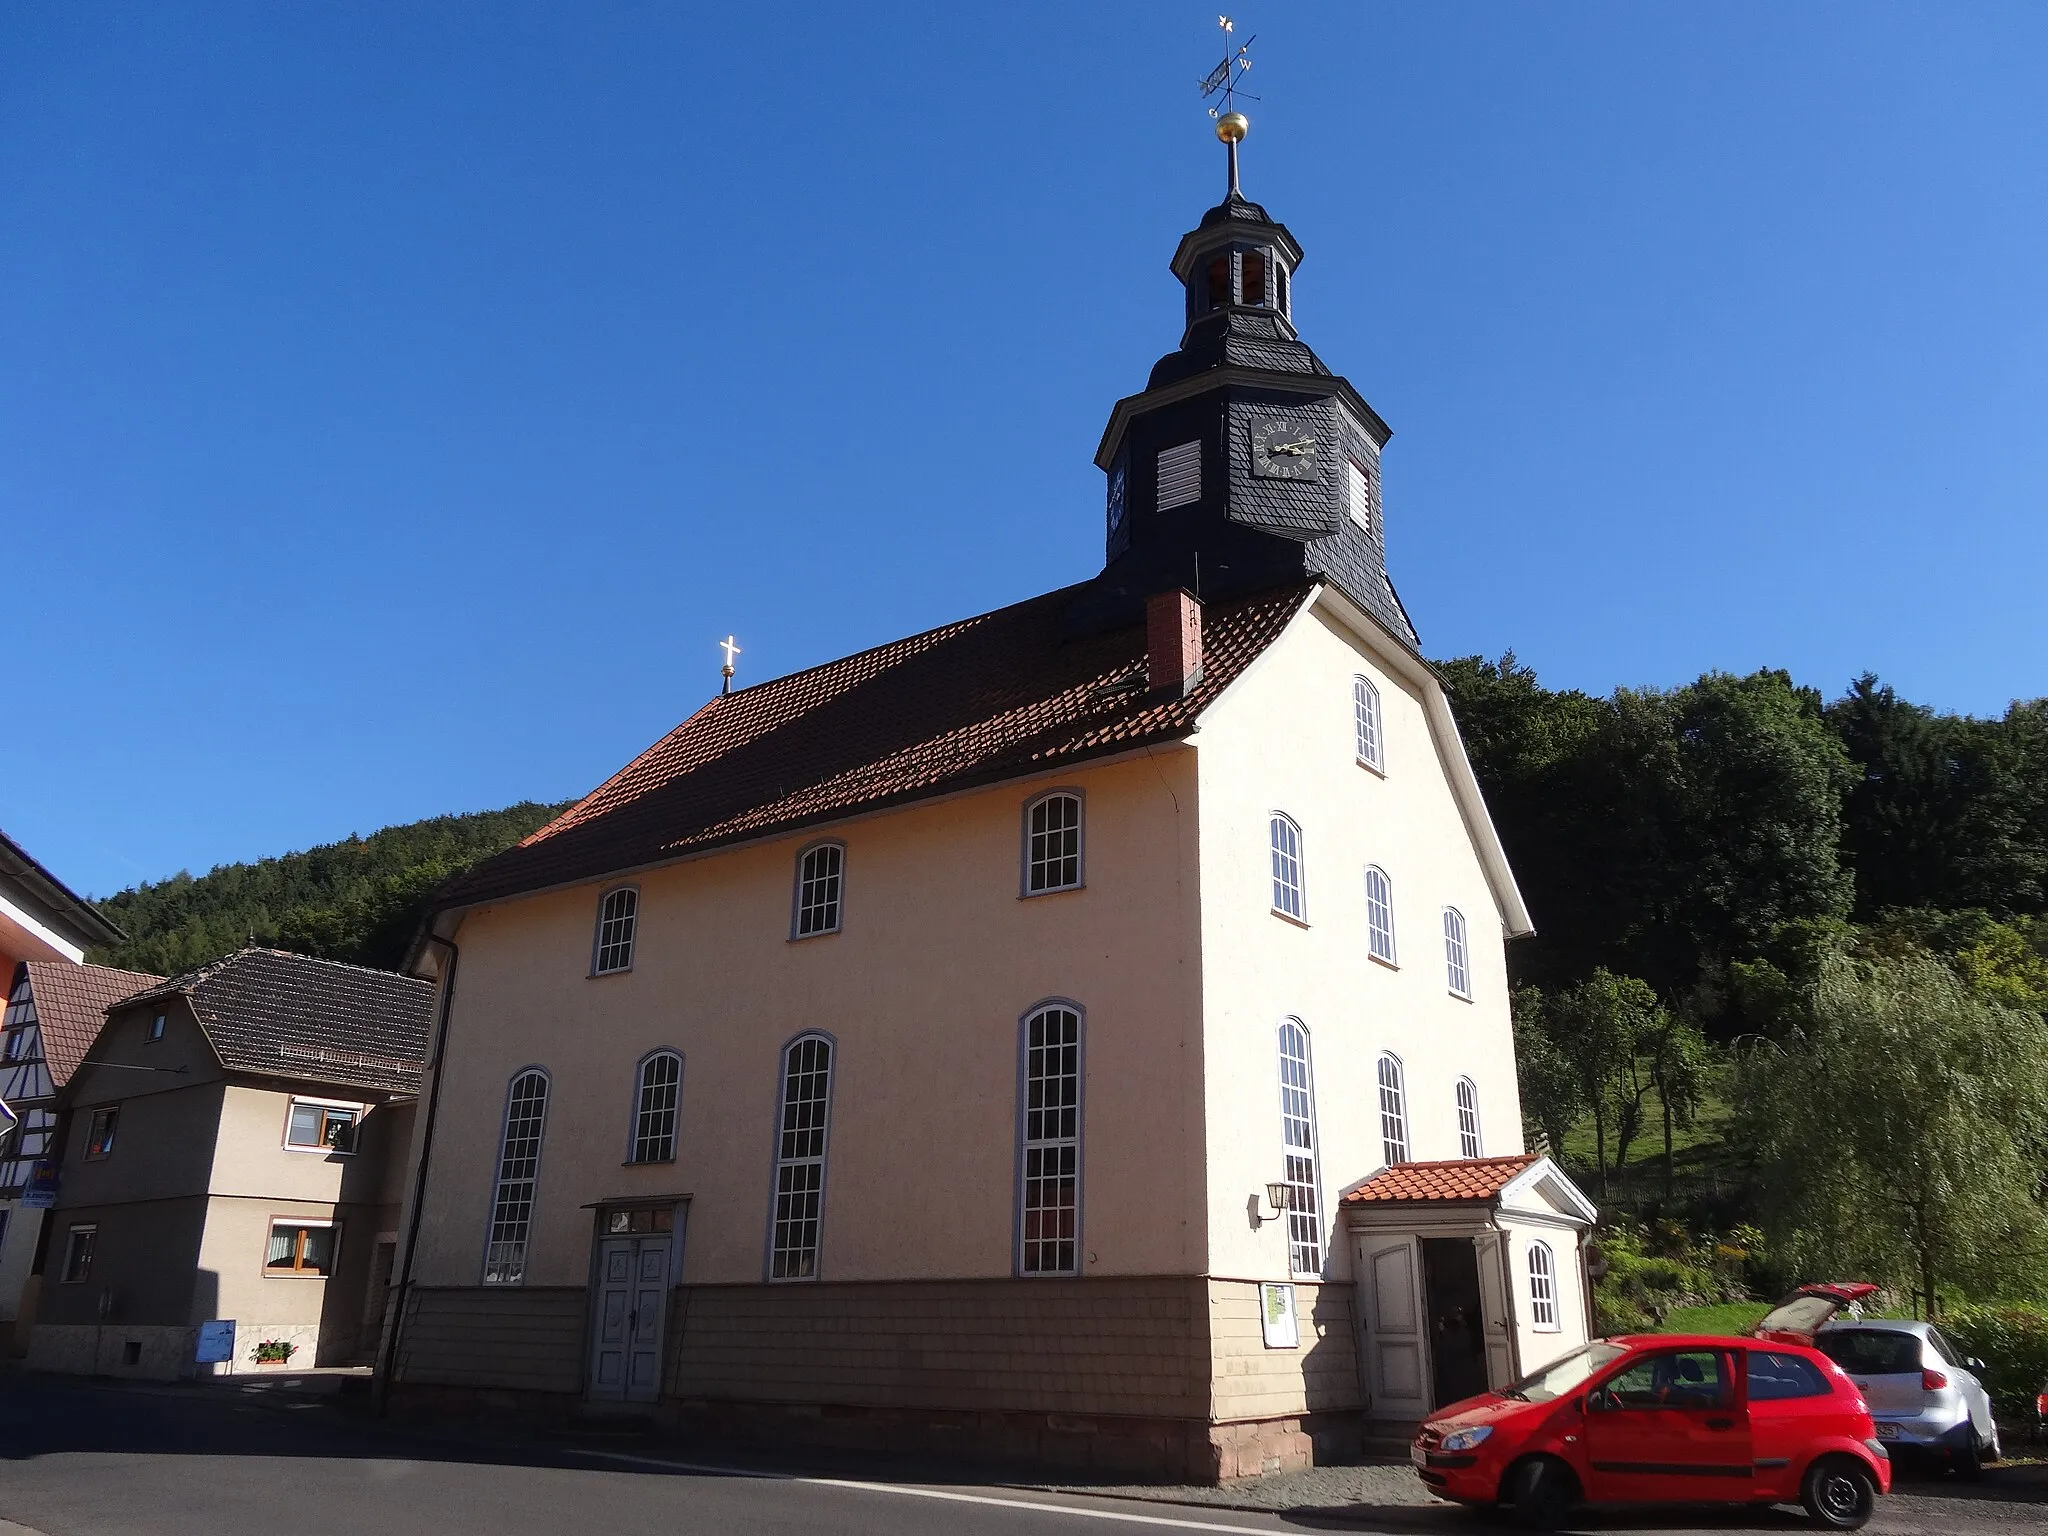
top-left (770, 1035), bottom-right (834, 1280)
top-left (592, 887), bottom-right (638, 974)
top-left (629, 1051), bottom-right (682, 1163)
top-left (285, 1100), bottom-right (359, 1153)
top-left (1529, 1242), bottom-right (1559, 1330)
top-left (1019, 1004), bottom-right (1083, 1276)
top-left (1443, 906), bottom-right (1471, 997)
top-left (793, 843), bottom-right (844, 937)
top-left (1365, 866), bottom-right (1396, 963)
top-left (1376, 1053), bottom-right (1410, 1165)
top-left (1276, 1021), bottom-right (1323, 1277)
top-left (1270, 814), bottom-right (1305, 921)
top-left (1352, 675), bottom-right (1383, 770)
top-left (1456, 1077), bottom-right (1482, 1159)
top-left (483, 1070), bottom-right (550, 1285)
top-left (265, 1221), bottom-right (338, 1276)
top-left (1025, 792), bottom-right (1083, 894)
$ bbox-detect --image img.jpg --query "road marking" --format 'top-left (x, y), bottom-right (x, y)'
top-left (580, 1449), bottom-right (1287, 1533)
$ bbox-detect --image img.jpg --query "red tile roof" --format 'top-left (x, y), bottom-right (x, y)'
top-left (439, 581), bottom-right (1311, 910)
top-left (22, 961), bottom-right (163, 1086)
top-left (1341, 1154), bottom-right (1540, 1205)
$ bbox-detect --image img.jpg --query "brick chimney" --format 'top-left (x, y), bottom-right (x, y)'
top-left (1146, 588), bottom-right (1204, 697)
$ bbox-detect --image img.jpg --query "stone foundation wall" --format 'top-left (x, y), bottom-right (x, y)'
top-left (28, 1323), bottom-right (198, 1381)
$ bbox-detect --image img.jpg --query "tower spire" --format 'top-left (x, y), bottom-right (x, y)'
top-left (1200, 16), bottom-right (1256, 196)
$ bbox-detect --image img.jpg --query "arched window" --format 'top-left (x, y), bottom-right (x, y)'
top-left (1376, 1053), bottom-right (1409, 1165)
top-left (1024, 791), bottom-right (1083, 895)
top-left (1456, 1076), bottom-right (1483, 1159)
top-left (1270, 814), bottom-right (1305, 921)
top-left (592, 887), bottom-right (638, 975)
top-left (1443, 906), bottom-right (1471, 997)
top-left (483, 1069), bottom-right (550, 1285)
top-left (628, 1050), bottom-right (682, 1164)
top-left (1352, 675), bottom-right (1383, 770)
top-left (1018, 1003), bottom-right (1083, 1276)
top-left (1365, 865), bottom-right (1396, 963)
top-left (1529, 1242), bottom-right (1559, 1331)
top-left (769, 1034), bottom-right (834, 1280)
top-left (792, 842), bottom-right (844, 938)
top-left (1276, 1020), bottom-right (1323, 1277)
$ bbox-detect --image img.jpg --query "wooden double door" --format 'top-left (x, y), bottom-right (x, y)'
top-left (587, 1233), bottom-right (671, 1403)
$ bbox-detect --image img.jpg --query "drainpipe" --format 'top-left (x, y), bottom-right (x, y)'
top-left (373, 931), bottom-right (458, 1416)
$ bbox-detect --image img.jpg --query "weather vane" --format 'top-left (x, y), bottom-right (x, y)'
top-left (1200, 16), bottom-right (1257, 194)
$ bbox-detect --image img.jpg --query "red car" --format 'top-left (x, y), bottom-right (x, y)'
top-left (1412, 1319), bottom-right (1890, 1528)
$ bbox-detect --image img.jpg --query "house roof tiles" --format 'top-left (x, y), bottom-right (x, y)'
top-left (1340, 1154), bottom-right (1540, 1205)
top-left (21, 961), bottom-right (164, 1086)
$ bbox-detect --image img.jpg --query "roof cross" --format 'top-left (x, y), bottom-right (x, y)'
top-left (719, 635), bottom-right (742, 695)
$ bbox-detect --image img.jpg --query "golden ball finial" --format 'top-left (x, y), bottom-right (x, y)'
top-left (1214, 111), bottom-right (1249, 144)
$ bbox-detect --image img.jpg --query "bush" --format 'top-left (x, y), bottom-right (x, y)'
top-left (1592, 1223), bottom-right (1754, 1333)
top-left (1942, 1302), bottom-right (2048, 1418)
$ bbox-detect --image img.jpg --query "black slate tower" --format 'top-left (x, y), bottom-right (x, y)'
top-left (1082, 118), bottom-right (1418, 651)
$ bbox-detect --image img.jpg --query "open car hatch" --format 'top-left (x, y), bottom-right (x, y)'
top-left (1753, 1282), bottom-right (1881, 1345)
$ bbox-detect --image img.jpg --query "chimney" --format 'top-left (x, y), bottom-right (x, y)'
top-left (1146, 588), bottom-right (1204, 697)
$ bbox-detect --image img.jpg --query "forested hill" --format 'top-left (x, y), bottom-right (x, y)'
top-left (91, 802), bottom-right (568, 976)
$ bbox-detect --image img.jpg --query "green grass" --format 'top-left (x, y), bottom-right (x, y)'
top-left (1654, 1301), bottom-right (1770, 1336)
top-left (1553, 1078), bottom-right (1753, 1230)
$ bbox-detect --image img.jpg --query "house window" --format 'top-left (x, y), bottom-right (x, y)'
top-left (483, 1070), bottom-right (550, 1285)
top-left (60, 1224), bottom-right (96, 1283)
top-left (1276, 1020), bottom-right (1323, 1277)
top-left (1157, 440), bottom-right (1202, 511)
top-left (1365, 865), bottom-right (1396, 963)
top-left (1024, 792), bottom-right (1083, 894)
top-left (1242, 248), bottom-right (1268, 306)
top-left (1376, 1053), bottom-right (1410, 1165)
top-left (629, 1050), bottom-right (682, 1164)
top-left (592, 887), bottom-right (638, 975)
top-left (1456, 1077), bottom-right (1483, 1159)
top-left (1443, 906), bottom-right (1472, 997)
top-left (147, 1013), bottom-right (166, 1042)
top-left (793, 843), bottom-right (844, 938)
top-left (1269, 814), bottom-right (1305, 922)
top-left (1018, 1004), bottom-right (1082, 1277)
top-left (286, 1100), bottom-right (360, 1154)
top-left (770, 1035), bottom-right (834, 1280)
top-left (1346, 457), bottom-right (1374, 535)
top-left (85, 1107), bottom-right (118, 1160)
top-left (265, 1219), bottom-right (338, 1277)
top-left (2, 1027), bottom-right (21, 1061)
top-left (1529, 1242), bottom-right (1559, 1330)
top-left (1352, 675), bottom-right (1383, 771)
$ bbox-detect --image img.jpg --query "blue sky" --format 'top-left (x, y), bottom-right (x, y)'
top-left (5, 3), bottom-right (2044, 898)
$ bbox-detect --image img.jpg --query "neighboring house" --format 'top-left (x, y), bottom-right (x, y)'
top-left (0, 829), bottom-right (127, 976)
top-left (28, 948), bottom-right (429, 1380)
top-left (1, 962), bottom-right (162, 1354)
top-left (380, 155), bottom-right (1594, 1480)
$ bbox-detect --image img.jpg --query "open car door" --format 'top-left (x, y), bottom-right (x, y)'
top-left (1753, 1282), bottom-right (1879, 1346)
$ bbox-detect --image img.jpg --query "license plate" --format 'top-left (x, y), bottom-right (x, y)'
top-left (1875, 1423), bottom-right (1900, 1440)
top-left (1410, 1444), bottom-right (1429, 1467)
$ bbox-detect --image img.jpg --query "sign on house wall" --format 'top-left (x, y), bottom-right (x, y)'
top-left (21, 1161), bottom-right (58, 1209)
top-left (1260, 1282), bottom-right (1299, 1349)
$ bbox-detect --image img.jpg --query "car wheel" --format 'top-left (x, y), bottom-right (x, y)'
top-left (1504, 1455), bottom-right (1578, 1530)
top-left (1952, 1430), bottom-right (1985, 1481)
top-left (1985, 1424), bottom-right (2002, 1464)
top-left (1801, 1455), bottom-right (1877, 1530)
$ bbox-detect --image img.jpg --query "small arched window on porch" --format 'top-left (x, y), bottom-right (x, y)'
top-left (1529, 1241), bottom-right (1560, 1331)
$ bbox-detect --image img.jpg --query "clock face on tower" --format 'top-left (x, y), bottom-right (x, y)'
top-left (1250, 414), bottom-right (1321, 481)
top-left (1106, 460), bottom-right (1126, 534)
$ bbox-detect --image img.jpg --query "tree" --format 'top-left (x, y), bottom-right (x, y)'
top-left (1512, 986), bottom-right (1584, 1157)
top-left (1644, 1010), bottom-right (1711, 1199)
top-left (1735, 951), bottom-right (2048, 1314)
top-left (1546, 970), bottom-right (1668, 1196)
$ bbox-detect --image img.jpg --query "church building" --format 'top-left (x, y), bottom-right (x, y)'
top-left (381, 115), bottom-right (1595, 1482)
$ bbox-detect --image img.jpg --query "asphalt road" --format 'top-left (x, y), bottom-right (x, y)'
top-left (0, 1374), bottom-right (2041, 1536)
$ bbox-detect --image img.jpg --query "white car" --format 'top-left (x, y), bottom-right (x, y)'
top-left (1813, 1318), bottom-right (2000, 1474)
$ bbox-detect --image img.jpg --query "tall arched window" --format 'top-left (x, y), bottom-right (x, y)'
top-left (1365, 865), bottom-right (1396, 963)
top-left (1456, 1076), bottom-right (1483, 1159)
top-left (1269, 814), bottom-right (1305, 921)
top-left (592, 887), bottom-right (638, 975)
top-left (1352, 675), bottom-right (1383, 771)
top-left (483, 1069), bottom-right (550, 1285)
top-left (792, 842), bottom-right (844, 938)
top-left (1024, 791), bottom-right (1083, 894)
top-left (1529, 1242), bottom-right (1559, 1330)
top-left (769, 1034), bottom-right (834, 1280)
top-left (1018, 1003), bottom-right (1083, 1276)
top-left (1376, 1053), bottom-right (1410, 1165)
top-left (1443, 906), bottom-right (1471, 997)
top-left (1276, 1021), bottom-right (1323, 1277)
top-left (628, 1050), bottom-right (682, 1164)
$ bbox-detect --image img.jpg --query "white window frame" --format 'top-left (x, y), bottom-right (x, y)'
top-left (283, 1096), bottom-right (366, 1156)
top-left (1376, 1052), bottom-right (1410, 1165)
top-left (1022, 790), bottom-right (1085, 896)
top-left (1443, 906), bottom-right (1472, 998)
top-left (482, 1068), bottom-right (550, 1286)
top-left (1456, 1076), bottom-right (1483, 1159)
top-left (627, 1049), bottom-right (683, 1164)
top-left (60, 1223), bottom-right (96, 1284)
top-left (84, 1105), bottom-right (118, 1161)
top-left (264, 1216), bottom-right (340, 1278)
top-left (1529, 1241), bottom-right (1560, 1331)
top-left (1269, 813), bottom-right (1306, 924)
top-left (1352, 675), bottom-right (1384, 773)
top-left (1017, 1002), bottom-right (1084, 1278)
top-left (791, 841), bottom-right (845, 939)
top-left (1276, 1020), bottom-right (1324, 1279)
top-left (1365, 865), bottom-right (1397, 965)
top-left (768, 1033), bottom-right (835, 1281)
top-left (591, 886), bottom-right (639, 976)
top-left (147, 1012), bottom-right (166, 1042)
top-left (1157, 440), bottom-right (1201, 511)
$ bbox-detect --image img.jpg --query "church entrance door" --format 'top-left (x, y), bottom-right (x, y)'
top-left (586, 1205), bottom-right (676, 1404)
